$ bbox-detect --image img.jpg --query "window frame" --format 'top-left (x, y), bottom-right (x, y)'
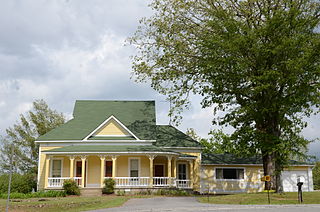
top-left (214, 167), bottom-right (246, 181)
top-left (50, 158), bottom-right (64, 178)
top-left (128, 157), bottom-right (140, 177)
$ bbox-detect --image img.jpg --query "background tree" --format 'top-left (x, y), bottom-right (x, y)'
top-left (313, 161), bottom-right (320, 190)
top-left (130, 0), bottom-right (320, 192)
top-left (0, 99), bottom-right (65, 174)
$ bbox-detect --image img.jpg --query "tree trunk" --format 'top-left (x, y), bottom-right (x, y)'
top-left (262, 152), bottom-right (275, 190)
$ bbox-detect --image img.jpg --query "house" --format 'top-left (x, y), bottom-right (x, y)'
top-left (201, 153), bottom-right (314, 193)
top-left (36, 100), bottom-right (314, 194)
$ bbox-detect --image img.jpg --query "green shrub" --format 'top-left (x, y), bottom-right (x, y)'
top-left (0, 173), bottom-right (37, 194)
top-left (102, 178), bottom-right (115, 194)
top-left (0, 190), bottom-right (66, 199)
top-left (156, 189), bottom-right (190, 196)
top-left (63, 179), bottom-right (80, 195)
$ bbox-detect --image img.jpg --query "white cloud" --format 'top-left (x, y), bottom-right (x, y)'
top-left (0, 0), bottom-right (318, 158)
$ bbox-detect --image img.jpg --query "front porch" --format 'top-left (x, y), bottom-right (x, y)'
top-left (42, 153), bottom-right (196, 190)
top-left (47, 177), bottom-right (192, 189)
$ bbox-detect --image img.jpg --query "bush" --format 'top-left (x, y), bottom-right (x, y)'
top-left (156, 189), bottom-right (190, 196)
top-left (102, 178), bottom-right (115, 194)
top-left (63, 179), bottom-right (80, 195)
top-left (0, 173), bottom-right (36, 194)
top-left (0, 190), bottom-right (66, 199)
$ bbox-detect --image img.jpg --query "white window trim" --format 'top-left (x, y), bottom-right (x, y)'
top-left (83, 115), bottom-right (140, 141)
top-left (177, 162), bottom-right (189, 180)
top-left (50, 157), bottom-right (64, 178)
top-left (214, 167), bottom-right (246, 181)
top-left (128, 157), bottom-right (140, 177)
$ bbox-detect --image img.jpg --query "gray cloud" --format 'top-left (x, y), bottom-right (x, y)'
top-left (0, 0), bottom-right (319, 159)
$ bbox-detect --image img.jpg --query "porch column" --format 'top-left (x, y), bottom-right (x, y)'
top-left (44, 155), bottom-right (51, 188)
top-left (69, 156), bottom-right (75, 179)
top-left (173, 158), bottom-right (177, 179)
top-left (111, 155), bottom-right (118, 178)
top-left (167, 155), bottom-right (172, 186)
top-left (148, 155), bottom-right (155, 187)
top-left (99, 155), bottom-right (106, 188)
top-left (81, 155), bottom-right (87, 188)
top-left (189, 160), bottom-right (194, 188)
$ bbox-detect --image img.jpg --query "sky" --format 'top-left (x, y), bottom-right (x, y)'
top-left (0, 0), bottom-right (319, 158)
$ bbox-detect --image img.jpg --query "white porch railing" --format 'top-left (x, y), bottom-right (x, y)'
top-left (48, 177), bottom-right (70, 187)
top-left (47, 177), bottom-right (82, 188)
top-left (176, 180), bottom-right (192, 188)
top-left (153, 177), bottom-right (171, 187)
top-left (113, 177), bottom-right (150, 187)
top-left (73, 177), bottom-right (82, 187)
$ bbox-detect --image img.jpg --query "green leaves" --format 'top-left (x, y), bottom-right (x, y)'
top-left (0, 99), bottom-right (65, 173)
top-left (131, 0), bottom-right (320, 190)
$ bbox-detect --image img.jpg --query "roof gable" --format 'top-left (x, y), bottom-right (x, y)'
top-left (84, 115), bottom-right (139, 140)
top-left (37, 100), bottom-right (156, 141)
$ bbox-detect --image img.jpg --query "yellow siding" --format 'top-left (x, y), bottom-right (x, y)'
top-left (116, 155), bottom-right (150, 177)
top-left (87, 156), bottom-right (100, 186)
top-left (96, 119), bottom-right (129, 136)
top-left (181, 152), bottom-right (201, 192)
top-left (38, 146), bottom-right (64, 190)
top-left (201, 165), bottom-right (264, 194)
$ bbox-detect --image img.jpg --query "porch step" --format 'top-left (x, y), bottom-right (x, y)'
top-left (81, 188), bottom-right (102, 196)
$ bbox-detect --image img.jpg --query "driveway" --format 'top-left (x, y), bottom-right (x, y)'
top-left (87, 196), bottom-right (320, 212)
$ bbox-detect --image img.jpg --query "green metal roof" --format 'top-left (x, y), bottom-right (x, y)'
top-left (42, 145), bottom-right (176, 153)
top-left (37, 100), bottom-right (156, 141)
top-left (202, 153), bottom-right (314, 166)
top-left (155, 125), bottom-right (201, 148)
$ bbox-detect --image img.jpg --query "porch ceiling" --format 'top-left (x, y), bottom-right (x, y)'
top-left (42, 145), bottom-right (179, 155)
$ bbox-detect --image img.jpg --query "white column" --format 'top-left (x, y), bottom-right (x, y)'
top-left (189, 160), bottom-right (194, 188)
top-left (148, 155), bottom-right (155, 187)
top-left (167, 155), bottom-right (172, 186)
top-left (112, 155), bottom-right (118, 178)
top-left (81, 155), bottom-right (87, 188)
top-left (100, 155), bottom-right (106, 188)
top-left (44, 155), bottom-right (51, 188)
top-left (69, 155), bottom-right (75, 179)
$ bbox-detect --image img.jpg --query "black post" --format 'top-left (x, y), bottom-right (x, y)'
top-left (267, 183), bottom-right (270, 204)
top-left (297, 182), bottom-right (303, 203)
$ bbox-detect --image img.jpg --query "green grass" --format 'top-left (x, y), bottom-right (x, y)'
top-left (198, 192), bottom-right (320, 205)
top-left (0, 195), bottom-right (129, 212)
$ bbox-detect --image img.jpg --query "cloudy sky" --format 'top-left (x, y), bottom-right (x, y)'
top-left (0, 0), bottom-right (319, 158)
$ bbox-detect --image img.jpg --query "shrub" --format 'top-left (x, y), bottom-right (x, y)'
top-left (0, 173), bottom-right (36, 194)
top-left (102, 178), bottom-right (115, 194)
top-left (0, 190), bottom-right (66, 199)
top-left (156, 189), bottom-right (190, 196)
top-left (63, 179), bottom-right (80, 195)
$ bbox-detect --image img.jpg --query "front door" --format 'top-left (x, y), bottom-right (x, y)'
top-left (75, 161), bottom-right (86, 187)
top-left (154, 165), bottom-right (164, 177)
top-left (105, 161), bottom-right (113, 177)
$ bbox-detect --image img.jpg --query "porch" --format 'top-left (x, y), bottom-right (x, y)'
top-left (42, 153), bottom-right (196, 190)
top-left (48, 177), bottom-right (192, 188)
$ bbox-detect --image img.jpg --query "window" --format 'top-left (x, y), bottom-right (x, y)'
top-left (51, 159), bottom-right (62, 177)
top-left (216, 168), bottom-right (244, 180)
top-left (129, 159), bottom-right (139, 177)
top-left (178, 164), bottom-right (187, 180)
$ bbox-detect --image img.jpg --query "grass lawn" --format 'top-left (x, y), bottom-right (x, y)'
top-left (198, 192), bottom-right (320, 205)
top-left (0, 195), bottom-right (130, 212)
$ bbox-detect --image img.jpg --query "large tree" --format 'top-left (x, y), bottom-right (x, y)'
top-left (0, 100), bottom-right (65, 174)
top-left (130, 0), bottom-right (320, 191)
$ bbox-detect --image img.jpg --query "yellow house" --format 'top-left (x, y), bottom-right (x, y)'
top-left (36, 100), bottom-right (313, 194)
top-left (36, 100), bottom-right (202, 193)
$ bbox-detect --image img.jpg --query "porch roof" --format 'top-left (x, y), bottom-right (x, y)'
top-left (42, 145), bottom-right (179, 154)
